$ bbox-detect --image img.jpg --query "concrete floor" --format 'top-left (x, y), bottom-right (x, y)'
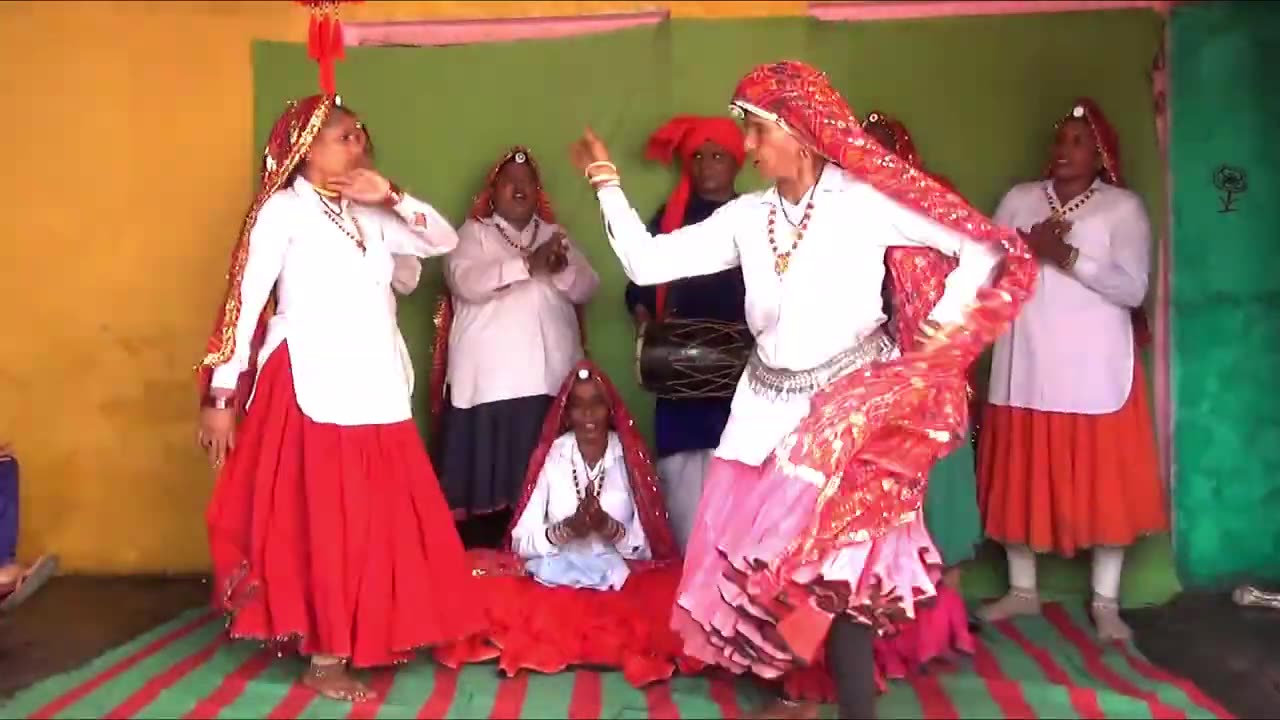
top-left (3, 576), bottom-right (1278, 718)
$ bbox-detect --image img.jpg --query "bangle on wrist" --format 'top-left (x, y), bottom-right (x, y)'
top-left (382, 182), bottom-right (405, 209)
top-left (203, 394), bottom-right (233, 411)
top-left (583, 160), bottom-right (617, 179)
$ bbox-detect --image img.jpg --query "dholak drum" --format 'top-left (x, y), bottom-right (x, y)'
top-left (635, 319), bottom-right (754, 399)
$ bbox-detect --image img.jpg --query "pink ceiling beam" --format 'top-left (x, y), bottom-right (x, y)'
top-left (808, 1), bottom-right (1175, 22)
top-left (342, 10), bottom-right (669, 48)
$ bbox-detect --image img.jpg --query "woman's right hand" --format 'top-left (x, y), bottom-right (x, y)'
top-left (569, 127), bottom-right (612, 176)
top-left (199, 406), bottom-right (236, 469)
top-left (526, 241), bottom-right (562, 276)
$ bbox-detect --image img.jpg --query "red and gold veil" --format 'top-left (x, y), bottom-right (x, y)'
top-left (197, 95), bottom-right (337, 409)
top-left (427, 147), bottom-right (587, 436)
top-left (503, 360), bottom-right (678, 562)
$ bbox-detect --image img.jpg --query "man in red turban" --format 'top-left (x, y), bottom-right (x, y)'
top-left (624, 116), bottom-right (747, 553)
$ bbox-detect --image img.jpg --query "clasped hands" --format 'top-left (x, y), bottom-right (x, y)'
top-left (549, 492), bottom-right (623, 545)
top-left (1020, 217), bottom-right (1075, 268)
top-left (526, 231), bottom-right (570, 276)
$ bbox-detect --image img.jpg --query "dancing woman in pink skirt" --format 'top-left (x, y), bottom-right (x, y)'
top-left (570, 61), bottom-right (1036, 718)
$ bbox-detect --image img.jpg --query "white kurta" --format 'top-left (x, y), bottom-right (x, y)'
top-left (209, 176), bottom-right (459, 426)
top-left (510, 432), bottom-right (651, 590)
top-left (444, 216), bottom-right (600, 409)
top-left (597, 164), bottom-right (1001, 466)
top-left (987, 180), bottom-right (1151, 415)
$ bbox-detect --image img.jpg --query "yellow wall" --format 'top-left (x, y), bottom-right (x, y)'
top-left (0, 1), bottom-right (804, 574)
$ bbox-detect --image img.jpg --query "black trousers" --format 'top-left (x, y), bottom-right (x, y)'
top-left (825, 616), bottom-right (877, 719)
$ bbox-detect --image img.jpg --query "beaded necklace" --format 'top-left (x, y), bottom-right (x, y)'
top-left (315, 191), bottom-right (367, 254)
top-left (495, 217), bottom-right (541, 254)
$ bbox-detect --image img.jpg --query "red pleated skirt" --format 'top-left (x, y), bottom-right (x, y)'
top-left (977, 358), bottom-right (1168, 557)
top-left (206, 344), bottom-right (486, 668)
top-left (435, 551), bottom-right (703, 687)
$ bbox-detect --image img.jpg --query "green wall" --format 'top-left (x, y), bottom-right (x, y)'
top-left (1170, 1), bottom-right (1280, 588)
top-left (252, 9), bottom-right (1177, 605)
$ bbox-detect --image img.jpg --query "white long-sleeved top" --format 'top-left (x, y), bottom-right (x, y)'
top-left (510, 432), bottom-right (650, 588)
top-left (444, 216), bottom-right (599, 409)
top-left (209, 175), bottom-right (459, 425)
top-left (598, 164), bottom-right (1001, 466)
top-left (987, 179), bottom-right (1152, 414)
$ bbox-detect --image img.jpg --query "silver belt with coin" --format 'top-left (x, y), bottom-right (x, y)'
top-left (746, 326), bottom-right (899, 402)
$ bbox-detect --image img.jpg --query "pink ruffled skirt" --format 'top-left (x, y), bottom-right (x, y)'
top-left (671, 457), bottom-right (972, 689)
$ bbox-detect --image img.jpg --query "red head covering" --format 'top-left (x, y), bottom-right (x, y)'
top-left (503, 360), bottom-right (678, 562)
top-left (1042, 98), bottom-right (1149, 347)
top-left (197, 94), bottom-right (338, 407)
top-left (729, 61), bottom-right (1037, 576)
top-left (428, 147), bottom-right (585, 438)
top-left (644, 117), bottom-right (746, 320)
top-left (468, 146), bottom-right (558, 224)
top-left (1043, 98), bottom-right (1124, 187)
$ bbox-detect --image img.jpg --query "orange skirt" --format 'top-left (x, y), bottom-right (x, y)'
top-left (977, 359), bottom-right (1167, 557)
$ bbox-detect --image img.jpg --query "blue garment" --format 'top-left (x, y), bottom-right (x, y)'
top-left (525, 550), bottom-right (631, 591)
top-left (624, 195), bottom-right (746, 458)
top-left (1, 457), bottom-right (17, 564)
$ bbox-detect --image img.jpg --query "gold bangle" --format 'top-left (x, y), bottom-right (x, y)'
top-left (584, 160), bottom-right (617, 179)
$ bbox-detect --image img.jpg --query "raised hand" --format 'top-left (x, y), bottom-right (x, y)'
top-left (569, 127), bottom-right (613, 177)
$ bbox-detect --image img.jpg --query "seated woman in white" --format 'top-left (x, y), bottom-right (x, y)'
top-left (511, 366), bottom-right (652, 590)
top-left (434, 361), bottom-right (691, 687)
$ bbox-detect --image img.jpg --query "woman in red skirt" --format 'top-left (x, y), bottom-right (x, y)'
top-left (977, 99), bottom-right (1166, 641)
top-left (197, 95), bottom-right (485, 702)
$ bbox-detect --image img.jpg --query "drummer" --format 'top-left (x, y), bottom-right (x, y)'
top-left (624, 116), bottom-right (747, 553)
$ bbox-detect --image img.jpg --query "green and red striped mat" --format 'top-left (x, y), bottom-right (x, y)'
top-left (1, 603), bottom-right (1231, 719)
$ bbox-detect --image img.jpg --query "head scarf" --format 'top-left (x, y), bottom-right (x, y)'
top-left (643, 116), bottom-right (746, 320)
top-left (468, 146), bottom-right (557, 224)
top-left (503, 360), bottom-right (678, 562)
top-left (730, 61), bottom-right (1037, 575)
top-left (1043, 98), bottom-right (1149, 347)
top-left (197, 94), bottom-right (338, 407)
top-left (1043, 97), bottom-right (1124, 187)
top-left (428, 147), bottom-right (584, 436)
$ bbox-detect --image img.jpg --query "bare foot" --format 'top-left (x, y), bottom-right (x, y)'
top-left (745, 698), bottom-right (821, 720)
top-left (1090, 595), bottom-right (1133, 642)
top-left (978, 588), bottom-right (1041, 623)
top-left (302, 663), bottom-right (378, 703)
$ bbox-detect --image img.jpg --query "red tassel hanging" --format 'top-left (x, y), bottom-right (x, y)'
top-left (307, 10), bottom-right (321, 60)
top-left (329, 14), bottom-right (345, 61)
top-left (316, 13), bottom-right (332, 62)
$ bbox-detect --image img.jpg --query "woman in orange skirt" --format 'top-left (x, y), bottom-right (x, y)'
top-left (197, 95), bottom-right (485, 701)
top-left (977, 99), bottom-right (1167, 641)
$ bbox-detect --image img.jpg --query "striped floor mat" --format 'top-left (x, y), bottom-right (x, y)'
top-left (1, 603), bottom-right (1232, 719)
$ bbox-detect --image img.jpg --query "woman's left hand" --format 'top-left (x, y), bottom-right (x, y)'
top-left (329, 168), bottom-right (393, 204)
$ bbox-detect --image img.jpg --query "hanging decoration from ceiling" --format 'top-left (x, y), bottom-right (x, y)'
top-left (296, 0), bottom-right (361, 94)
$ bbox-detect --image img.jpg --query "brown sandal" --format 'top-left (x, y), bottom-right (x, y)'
top-left (0, 554), bottom-right (59, 612)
